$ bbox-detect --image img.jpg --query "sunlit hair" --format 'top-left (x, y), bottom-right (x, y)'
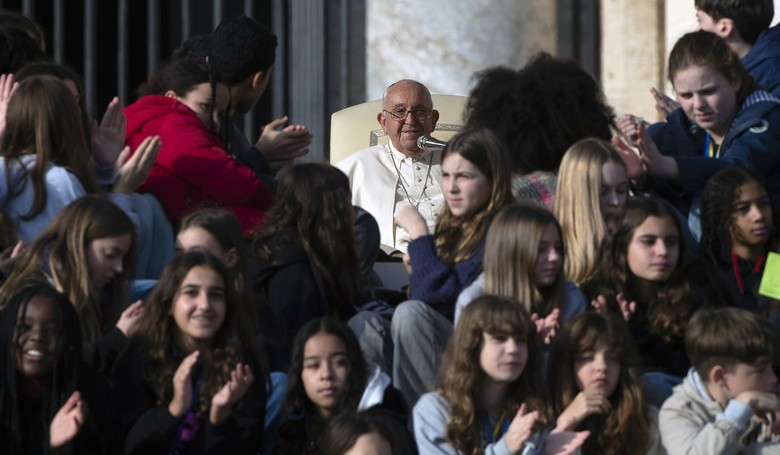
top-left (439, 295), bottom-right (547, 455)
top-left (139, 252), bottom-right (265, 418)
top-left (0, 277), bottom-right (84, 452)
top-left (700, 166), bottom-right (774, 265)
top-left (549, 313), bottom-right (651, 454)
top-left (277, 317), bottom-right (368, 453)
top-left (1, 196), bottom-right (136, 348)
top-left (252, 163), bottom-right (361, 314)
top-left (0, 76), bottom-right (100, 221)
top-left (484, 204), bottom-right (565, 317)
top-left (435, 128), bottom-right (514, 264)
top-left (686, 307), bottom-right (777, 380)
top-left (669, 30), bottom-right (760, 107)
top-left (320, 412), bottom-right (393, 455)
top-left (694, 0), bottom-right (773, 44)
top-left (583, 197), bottom-right (702, 344)
top-left (556, 138), bottom-right (627, 284)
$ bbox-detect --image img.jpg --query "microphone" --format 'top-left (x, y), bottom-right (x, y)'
top-left (416, 136), bottom-right (447, 151)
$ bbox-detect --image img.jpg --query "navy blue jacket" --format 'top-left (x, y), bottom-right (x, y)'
top-left (656, 91), bottom-right (780, 215)
top-left (743, 24), bottom-right (780, 97)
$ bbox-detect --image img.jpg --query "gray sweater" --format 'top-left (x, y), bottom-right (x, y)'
top-left (413, 391), bottom-right (544, 455)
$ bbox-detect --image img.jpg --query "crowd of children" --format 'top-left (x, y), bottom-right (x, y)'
top-left (1, 1), bottom-right (780, 454)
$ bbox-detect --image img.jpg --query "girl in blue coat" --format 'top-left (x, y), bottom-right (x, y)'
top-left (618, 30), bottom-right (780, 218)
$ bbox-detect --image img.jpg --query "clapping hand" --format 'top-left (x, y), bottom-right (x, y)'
top-left (91, 97), bottom-right (127, 166)
top-left (50, 391), bottom-right (88, 449)
top-left (210, 363), bottom-right (254, 425)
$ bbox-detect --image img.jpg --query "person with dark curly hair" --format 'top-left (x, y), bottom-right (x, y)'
top-left (699, 166), bottom-right (779, 324)
top-left (463, 53), bottom-right (615, 211)
top-left (206, 15), bottom-right (311, 184)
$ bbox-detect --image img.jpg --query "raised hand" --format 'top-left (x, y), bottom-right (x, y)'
top-left (611, 136), bottom-right (645, 181)
top-left (615, 293), bottom-right (637, 322)
top-left (50, 391), bottom-right (88, 449)
top-left (254, 116), bottom-right (312, 171)
top-left (112, 135), bottom-right (162, 194)
top-left (735, 390), bottom-right (780, 433)
top-left (503, 403), bottom-right (539, 453)
top-left (210, 363), bottom-right (254, 425)
top-left (590, 294), bottom-right (610, 315)
top-left (91, 97), bottom-right (127, 166)
top-left (0, 73), bottom-right (19, 141)
top-left (635, 123), bottom-right (679, 181)
top-left (0, 239), bottom-right (24, 276)
top-left (115, 300), bottom-right (145, 337)
top-left (394, 202), bottom-right (429, 240)
top-left (617, 114), bottom-right (645, 147)
top-left (544, 416), bottom-right (590, 455)
top-left (531, 309), bottom-right (560, 345)
top-left (651, 88), bottom-right (679, 118)
top-left (169, 351), bottom-right (199, 418)
top-left (556, 391), bottom-right (611, 428)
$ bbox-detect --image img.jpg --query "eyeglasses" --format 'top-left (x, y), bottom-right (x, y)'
top-left (383, 107), bottom-right (432, 122)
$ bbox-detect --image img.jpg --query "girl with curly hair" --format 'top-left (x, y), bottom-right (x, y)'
top-left (583, 197), bottom-right (717, 406)
top-left (0, 277), bottom-right (119, 454)
top-left (548, 312), bottom-right (663, 454)
top-left (555, 138), bottom-right (629, 285)
top-left (112, 251), bottom-right (267, 454)
top-left (0, 196), bottom-right (139, 371)
top-left (251, 162), bottom-right (362, 346)
top-left (699, 166), bottom-right (778, 322)
top-left (275, 317), bottom-right (413, 455)
top-left (413, 295), bottom-right (589, 454)
top-left (454, 204), bottom-right (587, 345)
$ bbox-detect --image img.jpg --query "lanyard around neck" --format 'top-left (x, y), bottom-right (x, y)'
top-left (704, 133), bottom-right (721, 158)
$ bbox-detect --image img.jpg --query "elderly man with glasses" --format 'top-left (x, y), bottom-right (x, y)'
top-left (337, 79), bottom-right (442, 255)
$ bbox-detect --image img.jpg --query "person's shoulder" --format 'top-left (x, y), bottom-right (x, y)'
top-left (335, 143), bottom-right (389, 169)
top-left (414, 391), bottom-right (449, 414)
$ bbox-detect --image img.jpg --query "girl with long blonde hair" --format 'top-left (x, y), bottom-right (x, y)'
top-left (555, 138), bottom-right (629, 285)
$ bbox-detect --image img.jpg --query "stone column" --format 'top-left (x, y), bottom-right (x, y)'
top-left (600, 0), bottom-right (665, 121)
top-left (365, 0), bottom-right (557, 99)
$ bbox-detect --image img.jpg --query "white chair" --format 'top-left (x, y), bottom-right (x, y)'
top-left (329, 94), bottom-right (467, 164)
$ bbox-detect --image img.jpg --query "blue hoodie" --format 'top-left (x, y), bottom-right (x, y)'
top-left (742, 24), bottom-right (780, 97)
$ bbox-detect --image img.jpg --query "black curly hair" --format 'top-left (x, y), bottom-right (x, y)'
top-left (464, 53), bottom-right (615, 174)
top-left (208, 15), bottom-right (277, 87)
top-left (700, 166), bottom-right (774, 265)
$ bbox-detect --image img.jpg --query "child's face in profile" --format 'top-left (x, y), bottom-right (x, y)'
top-left (729, 180), bottom-right (772, 257)
top-left (722, 362), bottom-right (777, 400)
top-left (574, 340), bottom-right (620, 398)
top-left (301, 331), bottom-right (348, 418)
top-left (15, 295), bottom-right (61, 380)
